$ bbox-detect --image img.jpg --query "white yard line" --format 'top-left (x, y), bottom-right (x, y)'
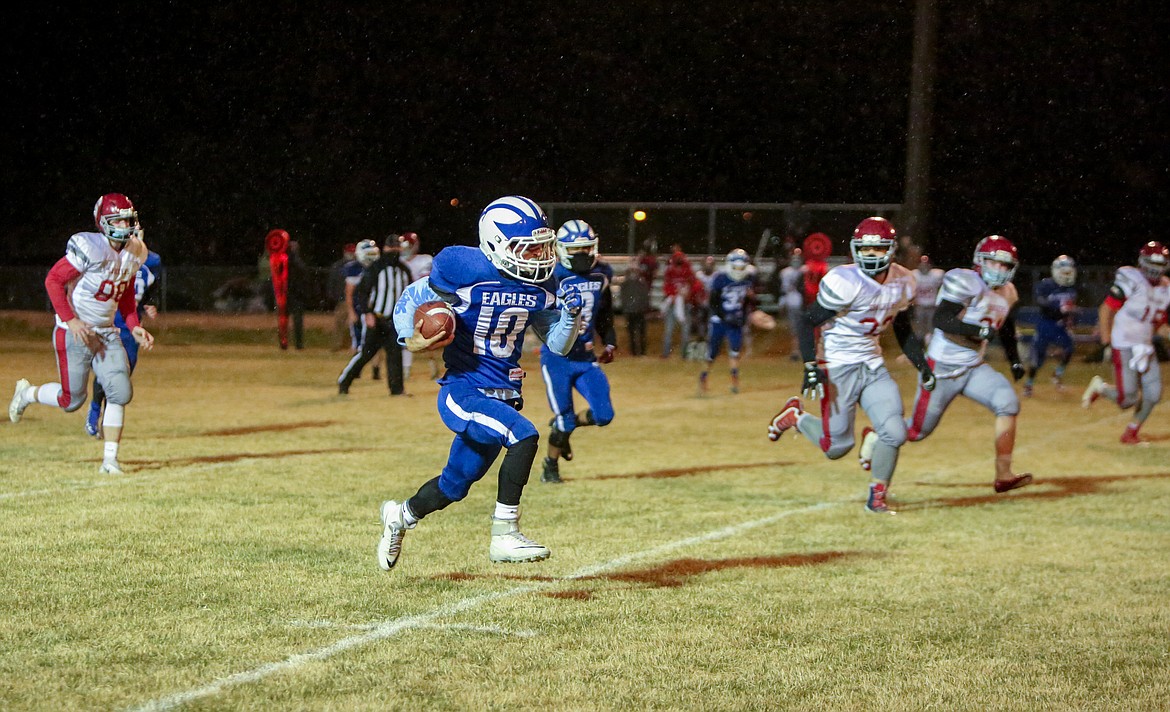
top-left (288, 620), bottom-right (539, 637)
top-left (127, 500), bottom-right (837, 712)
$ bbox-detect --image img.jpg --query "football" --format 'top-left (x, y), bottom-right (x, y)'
top-left (414, 300), bottom-right (455, 342)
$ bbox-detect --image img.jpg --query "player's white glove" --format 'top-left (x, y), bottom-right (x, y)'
top-left (801, 361), bottom-right (826, 400)
top-left (920, 363), bottom-right (937, 391)
top-left (558, 284), bottom-right (584, 316)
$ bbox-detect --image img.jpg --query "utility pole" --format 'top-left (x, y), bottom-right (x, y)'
top-left (903, 0), bottom-right (938, 250)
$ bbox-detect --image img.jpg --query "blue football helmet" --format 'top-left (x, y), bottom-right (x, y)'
top-left (726, 248), bottom-right (750, 281)
top-left (478, 196), bottom-right (557, 283)
top-left (556, 219), bottom-right (599, 273)
top-left (1051, 255), bottom-right (1076, 287)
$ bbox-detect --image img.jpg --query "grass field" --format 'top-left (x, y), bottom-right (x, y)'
top-left (2, 313), bottom-right (1169, 711)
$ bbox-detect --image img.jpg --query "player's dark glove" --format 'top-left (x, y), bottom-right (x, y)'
top-left (598, 345), bottom-right (616, 364)
top-left (1010, 362), bottom-right (1026, 382)
top-left (802, 361), bottom-right (826, 400)
top-left (919, 363), bottom-right (937, 392)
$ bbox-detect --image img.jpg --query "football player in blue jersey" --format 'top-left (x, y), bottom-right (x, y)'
top-left (539, 220), bottom-right (618, 484)
top-left (85, 250), bottom-right (162, 439)
top-left (376, 196), bottom-right (585, 571)
top-left (1023, 255), bottom-right (1079, 396)
top-left (699, 248), bottom-right (754, 395)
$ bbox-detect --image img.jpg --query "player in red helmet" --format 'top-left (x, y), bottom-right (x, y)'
top-left (883, 234), bottom-right (1032, 493)
top-left (767, 216), bottom-right (934, 514)
top-left (1082, 241), bottom-right (1170, 443)
top-left (10, 194), bottom-right (154, 475)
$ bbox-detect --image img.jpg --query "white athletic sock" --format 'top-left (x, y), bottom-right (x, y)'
top-left (102, 402), bottom-right (124, 428)
top-left (493, 502), bottom-right (520, 521)
top-left (401, 501), bottom-right (419, 527)
top-left (103, 441), bottom-right (119, 461)
top-left (35, 383), bottom-right (62, 406)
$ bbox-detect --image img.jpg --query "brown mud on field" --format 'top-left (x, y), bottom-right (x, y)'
top-left (586, 461), bottom-right (794, 481)
top-left (123, 446), bottom-right (372, 469)
top-left (907, 471), bottom-right (1170, 509)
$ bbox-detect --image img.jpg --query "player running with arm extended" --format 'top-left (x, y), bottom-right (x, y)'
top-left (374, 196), bottom-right (585, 571)
top-left (1082, 241), bottom-right (1170, 444)
top-left (882, 235), bottom-right (1032, 493)
top-left (1023, 255), bottom-right (1079, 396)
top-left (539, 220), bottom-right (618, 484)
top-left (766, 217), bottom-right (933, 514)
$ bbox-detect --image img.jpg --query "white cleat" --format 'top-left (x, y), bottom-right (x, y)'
top-left (99, 459), bottom-right (125, 475)
top-left (377, 500), bottom-right (414, 571)
top-left (489, 518), bottom-right (550, 563)
top-left (9, 378), bottom-right (31, 423)
top-left (1081, 375), bottom-right (1105, 409)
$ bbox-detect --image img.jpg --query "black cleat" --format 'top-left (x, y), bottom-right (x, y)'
top-left (541, 457), bottom-right (562, 484)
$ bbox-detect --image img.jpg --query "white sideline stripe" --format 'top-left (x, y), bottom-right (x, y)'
top-left (288, 620), bottom-right (539, 637)
top-left (127, 500), bottom-right (837, 712)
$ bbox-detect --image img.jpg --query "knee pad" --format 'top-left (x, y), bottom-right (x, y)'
top-left (990, 389), bottom-right (1020, 417)
top-left (62, 395), bottom-right (88, 413)
top-left (875, 417), bottom-right (908, 448)
top-left (101, 377), bottom-right (134, 407)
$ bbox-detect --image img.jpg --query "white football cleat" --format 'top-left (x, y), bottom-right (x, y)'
top-left (99, 459), bottom-right (125, 475)
top-left (377, 500), bottom-right (414, 571)
top-left (489, 518), bottom-right (550, 563)
top-left (1081, 375), bottom-right (1105, 409)
top-left (9, 378), bottom-right (31, 423)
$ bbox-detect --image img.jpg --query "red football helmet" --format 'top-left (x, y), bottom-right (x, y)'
top-left (1138, 241), bottom-right (1169, 283)
top-left (93, 193), bottom-right (139, 244)
top-left (399, 231), bottom-right (420, 259)
top-left (973, 235), bottom-right (1019, 287)
top-left (850, 217), bottom-right (896, 276)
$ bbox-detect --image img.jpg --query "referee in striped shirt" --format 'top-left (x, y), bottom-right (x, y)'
top-left (337, 236), bottom-right (415, 396)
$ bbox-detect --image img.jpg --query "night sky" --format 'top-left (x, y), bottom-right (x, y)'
top-left (2, 2), bottom-right (1164, 269)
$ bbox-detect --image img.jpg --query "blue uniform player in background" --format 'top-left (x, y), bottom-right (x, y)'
top-left (377, 196), bottom-right (585, 571)
top-left (1024, 255), bottom-right (1078, 396)
top-left (86, 250), bottom-right (162, 438)
top-left (699, 248), bottom-right (754, 395)
top-left (539, 220), bottom-right (618, 484)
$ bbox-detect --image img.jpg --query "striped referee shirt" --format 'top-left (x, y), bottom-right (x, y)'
top-left (355, 253), bottom-right (413, 319)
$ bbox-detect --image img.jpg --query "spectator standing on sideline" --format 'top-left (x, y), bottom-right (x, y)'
top-left (636, 238), bottom-right (659, 287)
top-left (10, 193), bottom-right (155, 475)
top-left (620, 263), bottom-right (650, 356)
top-left (779, 250), bottom-right (805, 360)
top-left (343, 245), bottom-right (366, 352)
top-left (286, 239), bottom-right (310, 350)
top-left (336, 240), bottom-right (411, 395)
top-left (327, 243), bottom-right (357, 351)
top-left (376, 195), bottom-right (584, 571)
top-left (660, 247), bottom-right (696, 358)
top-left (1023, 255), bottom-right (1079, 396)
top-left (913, 254), bottom-right (946, 343)
top-left (695, 256), bottom-right (719, 344)
top-left (1082, 241), bottom-right (1170, 444)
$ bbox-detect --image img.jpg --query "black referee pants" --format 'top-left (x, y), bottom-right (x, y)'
top-left (338, 317), bottom-right (405, 395)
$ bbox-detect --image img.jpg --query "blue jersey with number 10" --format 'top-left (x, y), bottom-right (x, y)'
top-left (404, 246), bottom-right (561, 391)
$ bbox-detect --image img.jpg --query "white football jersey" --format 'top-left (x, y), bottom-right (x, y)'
top-left (404, 253), bottom-right (433, 281)
top-left (1110, 265), bottom-right (1170, 349)
top-left (914, 267), bottom-right (945, 307)
top-left (59, 232), bottom-right (136, 329)
top-left (816, 263), bottom-right (916, 368)
top-left (927, 268), bottom-right (1017, 372)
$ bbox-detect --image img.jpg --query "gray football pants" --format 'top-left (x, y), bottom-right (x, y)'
top-left (796, 363), bottom-right (907, 483)
top-left (52, 325), bottom-right (133, 412)
top-left (1102, 346), bottom-right (1162, 422)
top-left (906, 362), bottom-right (1019, 441)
